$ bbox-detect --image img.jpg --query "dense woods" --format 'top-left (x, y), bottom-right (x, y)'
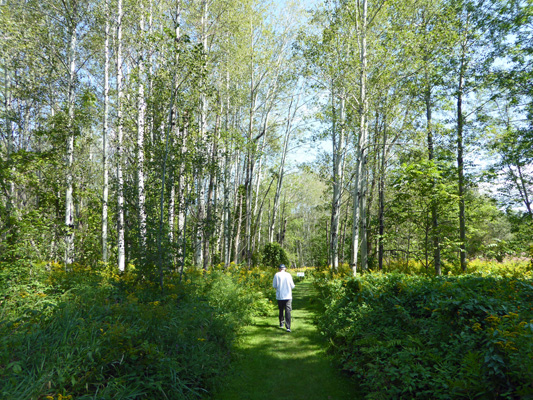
top-left (1, 0), bottom-right (532, 276)
top-left (1, 0), bottom-right (533, 398)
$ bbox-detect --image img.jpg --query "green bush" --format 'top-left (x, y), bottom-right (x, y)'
top-left (261, 242), bottom-right (289, 268)
top-left (315, 272), bottom-right (533, 399)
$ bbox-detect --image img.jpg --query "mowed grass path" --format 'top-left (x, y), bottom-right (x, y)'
top-left (211, 278), bottom-right (361, 400)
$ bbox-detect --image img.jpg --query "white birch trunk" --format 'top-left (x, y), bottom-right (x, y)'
top-left (222, 67), bottom-right (231, 266)
top-left (359, 0), bottom-right (369, 272)
top-left (222, 143), bottom-right (231, 266)
top-left (169, 182), bottom-right (175, 242)
top-left (102, 0), bottom-right (110, 263)
top-left (173, 3), bottom-right (186, 263)
top-left (195, 0), bottom-right (209, 267)
top-left (117, 0), bottom-right (126, 272)
top-left (137, 7), bottom-right (147, 252)
top-left (177, 123), bottom-right (187, 235)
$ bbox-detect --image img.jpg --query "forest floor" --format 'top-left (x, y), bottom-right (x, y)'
top-left (211, 279), bottom-right (361, 400)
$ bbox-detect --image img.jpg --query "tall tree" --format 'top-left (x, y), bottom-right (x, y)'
top-left (448, 0), bottom-right (503, 271)
top-left (116, 0), bottom-right (126, 272)
top-left (102, 0), bottom-right (111, 264)
top-left (137, 2), bottom-right (148, 255)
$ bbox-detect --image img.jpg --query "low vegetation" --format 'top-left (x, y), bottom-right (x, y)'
top-left (3, 258), bottom-right (533, 399)
top-left (314, 261), bottom-right (533, 399)
top-left (0, 261), bottom-right (274, 400)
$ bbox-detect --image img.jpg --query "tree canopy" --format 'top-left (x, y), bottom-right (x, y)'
top-left (1, 0), bottom-right (532, 278)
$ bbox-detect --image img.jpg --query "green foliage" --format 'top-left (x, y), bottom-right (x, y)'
top-left (261, 242), bottom-right (290, 268)
top-left (377, 257), bottom-right (533, 278)
top-left (0, 261), bottom-right (272, 399)
top-left (315, 267), bottom-right (533, 399)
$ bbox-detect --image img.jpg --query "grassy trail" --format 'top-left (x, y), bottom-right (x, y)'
top-left (211, 279), bottom-right (360, 400)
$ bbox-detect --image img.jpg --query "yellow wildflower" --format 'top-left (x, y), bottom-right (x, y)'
top-left (485, 315), bottom-right (501, 324)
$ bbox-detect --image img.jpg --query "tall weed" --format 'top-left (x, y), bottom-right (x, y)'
top-left (0, 262), bottom-right (273, 399)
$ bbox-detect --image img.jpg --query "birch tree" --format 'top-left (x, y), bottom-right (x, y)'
top-left (102, 0), bottom-right (111, 264)
top-left (116, 0), bottom-right (126, 272)
top-left (137, 2), bottom-right (148, 254)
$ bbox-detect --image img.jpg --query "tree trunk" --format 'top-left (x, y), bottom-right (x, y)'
top-left (269, 94), bottom-right (297, 244)
top-left (340, 203), bottom-right (349, 264)
top-left (116, 0), bottom-right (126, 272)
top-left (177, 121), bottom-right (187, 266)
top-left (234, 188), bottom-right (243, 264)
top-left (351, 0), bottom-right (369, 275)
top-left (3, 68), bottom-right (12, 230)
top-left (169, 178), bottom-right (176, 244)
top-left (204, 104), bottom-right (221, 270)
top-left (148, 0), bottom-right (154, 149)
top-left (350, 153), bottom-right (361, 275)
top-left (222, 52), bottom-right (232, 267)
top-left (360, 149), bottom-right (368, 271)
top-left (330, 87), bottom-right (345, 271)
top-left (278, 198), bottom-right (287, 247)
top-left (102, 0), bottom-right (110, 264)
top-left (223, 124), bottom-right (231, 266)
top-left (65, 14), bottom-right (78, 268)
top-left (196, 0), bottom-right (209, 268)
top-left (174, 5), bottom-right (186, 267)
top-left (245, 111), bottom-right (256, 265)
top-left (426, 85), bottom-right (441, 275)
top-left (252, 132), bottom-right (266, 252)
top-left (515, 163), bottom-right (533, 219)
top-left (137, 6), bottom-right (147, 255)
top-left (457, 46), bottom-right (467, 273)
top-left (157, 1), bottom-right (181, 289)
top-left (378, 113), bottom-right (387, 271)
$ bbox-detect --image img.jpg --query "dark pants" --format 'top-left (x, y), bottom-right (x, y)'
top-left (277, 299), bottom-right (292, 329)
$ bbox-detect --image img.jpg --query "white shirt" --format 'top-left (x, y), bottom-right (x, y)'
top-left (273, 270), bottom-right (295, 300)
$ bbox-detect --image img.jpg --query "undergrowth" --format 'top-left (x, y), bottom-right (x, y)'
top-left (314, 261), bottom-right (533, 399)
top-left (0, 261), bottom-right (275, 400)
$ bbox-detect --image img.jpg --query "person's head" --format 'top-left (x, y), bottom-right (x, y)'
top-left (279, 264), bottom-right (286, 271)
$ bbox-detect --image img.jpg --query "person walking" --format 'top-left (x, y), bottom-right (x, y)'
top-left (273, 264), bottom-right (295, 332)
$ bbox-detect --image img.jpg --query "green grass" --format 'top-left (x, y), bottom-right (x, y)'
top-left (211, 279), bottom-right (361, 400)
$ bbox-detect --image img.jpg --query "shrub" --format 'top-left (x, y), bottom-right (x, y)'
top-left (377, 258), bottom-right (533, 278)
top-left (315, 271), bottom-right (533, 399)
top-left (261, 242), bottom-right (289, 268)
